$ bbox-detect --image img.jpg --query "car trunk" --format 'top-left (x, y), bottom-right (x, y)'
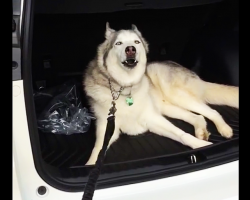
top-left (25, 0), bottom-right (238, 192)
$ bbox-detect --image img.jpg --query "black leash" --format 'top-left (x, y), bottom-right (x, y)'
top-left (82, 79), bottom-right (122, 200)
top-left (82, 115), bottom-right (115, 200)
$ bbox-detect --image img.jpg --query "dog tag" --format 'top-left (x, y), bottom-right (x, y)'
top-left (126, 97), bottom-right (134, 106)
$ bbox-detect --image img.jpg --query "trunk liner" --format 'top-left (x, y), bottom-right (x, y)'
top-left (39, 105), bottom-right (238, 169)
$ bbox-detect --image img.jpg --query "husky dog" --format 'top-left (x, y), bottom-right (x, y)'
top-left (83, 23), bottom-right (239, 165)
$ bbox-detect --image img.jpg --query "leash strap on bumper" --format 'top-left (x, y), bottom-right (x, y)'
top-left (82, 115), bottom-right (115, 200)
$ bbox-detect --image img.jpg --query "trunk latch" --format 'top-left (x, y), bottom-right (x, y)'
top-left (190, 154), bottom-right (197, 164)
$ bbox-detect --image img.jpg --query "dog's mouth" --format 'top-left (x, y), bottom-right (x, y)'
top-left (122, 58), bottom-right (138, 68)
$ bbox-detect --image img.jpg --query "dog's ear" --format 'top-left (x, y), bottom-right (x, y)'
top-left (132, 24), bottom-right (149, 53)
top-left (131, 24), bottom-right (142, 37)
top-left (105, 22), bottom-right (115, 39)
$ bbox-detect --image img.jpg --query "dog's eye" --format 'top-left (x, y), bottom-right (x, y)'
top-left (135, 40), bottom-right (140, 44)
top-left (115, 42), bottom-right (122, 45)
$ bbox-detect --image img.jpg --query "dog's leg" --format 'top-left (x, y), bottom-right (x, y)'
top-left (147, 114), bottom-right (212, 149)
top-left (161, 103), bottom-right (209, 140)
top-left (85, 119), bottom-right (120, 165)
top-left (171, 95), bottom-right (233, 138)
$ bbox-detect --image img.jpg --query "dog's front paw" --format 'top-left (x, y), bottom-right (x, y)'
top-left (85, 159), bottom-right (96, 166)
top-left (181, 133), bottom-right (213, 149)
top-left (191, 139), bottom-right (213, 149)
top-left (85, 147), bottom-right (100, 166)
top-left (218, 124), bottom-right (233, 138)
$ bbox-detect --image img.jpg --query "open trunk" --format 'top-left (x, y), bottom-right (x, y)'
top-left (25, 0), bottom-right (238, 192)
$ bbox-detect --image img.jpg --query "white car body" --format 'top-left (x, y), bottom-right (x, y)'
top-left (13, 80), bottom-right (238, 200)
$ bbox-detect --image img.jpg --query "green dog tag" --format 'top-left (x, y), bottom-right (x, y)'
top-left (126, 97), bottom-right (134, 106)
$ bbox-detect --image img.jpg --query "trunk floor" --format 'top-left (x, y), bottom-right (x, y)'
top-left (39, 105), bottom-right (238, 168)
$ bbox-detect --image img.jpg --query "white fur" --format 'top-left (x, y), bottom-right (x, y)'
top-left (84, 23), bottom-right (239, 165)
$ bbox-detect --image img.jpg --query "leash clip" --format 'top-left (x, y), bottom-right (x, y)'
top-left (108, 101), bottom-right (117, 116)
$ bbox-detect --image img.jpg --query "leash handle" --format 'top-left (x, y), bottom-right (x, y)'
top-left (82, 116), bottom-right (115, 200)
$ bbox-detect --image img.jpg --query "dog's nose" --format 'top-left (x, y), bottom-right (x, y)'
top-left (125, 46), bottom-right (136, 57)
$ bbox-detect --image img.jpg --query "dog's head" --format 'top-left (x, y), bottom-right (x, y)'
top-left (97, 22), bottom-right (149, 86)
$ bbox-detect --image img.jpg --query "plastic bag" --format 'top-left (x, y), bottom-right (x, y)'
top-left (35, 80), bottom-right (95, 135)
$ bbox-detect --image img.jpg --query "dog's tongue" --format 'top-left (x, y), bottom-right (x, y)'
top-left (127, 59), bottom-right (135, 65)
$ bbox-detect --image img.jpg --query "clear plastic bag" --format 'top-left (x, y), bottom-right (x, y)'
top-left (35, 80), bottom-right (95, 135)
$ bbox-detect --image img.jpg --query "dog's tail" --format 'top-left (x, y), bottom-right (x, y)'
top-left (202, 81), bottom-right (239, 108)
